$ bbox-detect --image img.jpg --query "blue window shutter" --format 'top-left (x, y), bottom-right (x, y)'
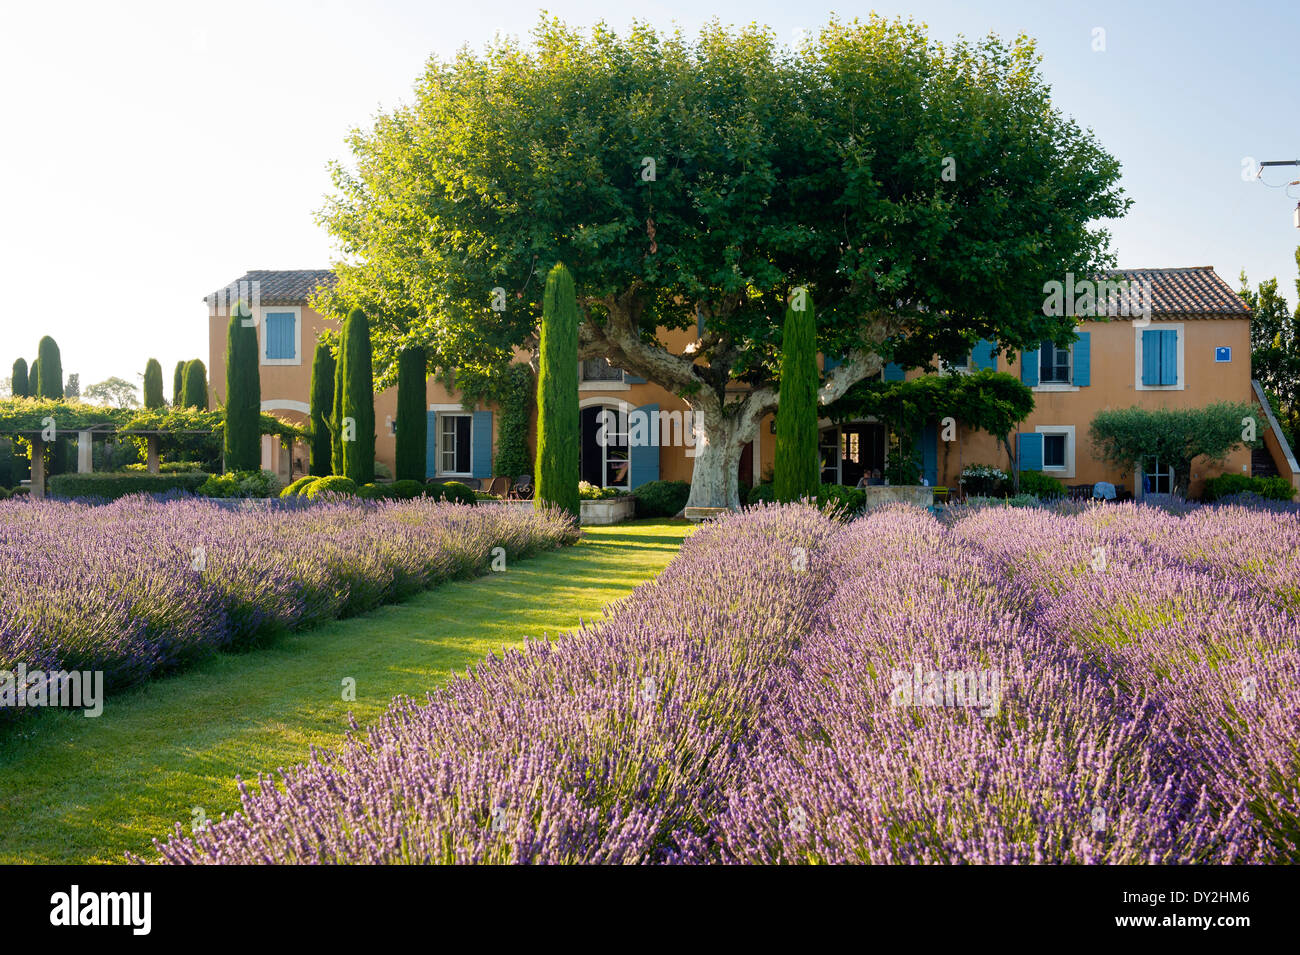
top-left (471, 410), bottom-right (493, 478)
top-left (425, 411), bottom-right (438, 478)
top-left (696, 307), bottom-right (706, 339)
top-left (971, 339), bottom-right (996, 371)
top-left (1020, 350), bottom-right (1039, 386)
top-left (1073, 332), bottom-right (1091, 386)
top-left (883, 363), bottom-right (905, 382)
top-left (1018, 432), bottom-right (1043, 472)
top-left (1160, 329), bottom-right (1178, 384)
top-left (629, 403), bottom-right (659, 489)
top-left (823, 354), bottom-right (841, 372)
top-left (1142, 329), bottom-right (1162, 385)
top-left (265, 312), bottom-right (295, 359)
top-left (919, 421), bottom-right (938, 484)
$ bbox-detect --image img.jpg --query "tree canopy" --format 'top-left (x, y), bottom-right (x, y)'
top-left (316, 15), bottom-right (1127, 505)
top-left (1089, 403), bottom-right (1263, 497)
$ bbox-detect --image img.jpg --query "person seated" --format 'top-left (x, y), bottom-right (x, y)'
top-left (859, 469), bottom-right (884, 487)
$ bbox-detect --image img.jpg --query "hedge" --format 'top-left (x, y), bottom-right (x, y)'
top-left (281, 476), bottom-right (318, 498)
top-left (633, 480), bottom-right (691, 517)
top-left (1202, 473), bottom-right (1296, 502)
top-left (48, 472), bottom-right (210, 500)
top-left (305, 475), bottom-right (358, 499)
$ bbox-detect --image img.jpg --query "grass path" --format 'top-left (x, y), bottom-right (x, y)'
top-left (0, 519), bottom-right (692, 864)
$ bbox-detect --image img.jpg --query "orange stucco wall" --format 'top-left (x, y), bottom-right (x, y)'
top-left (209, 300), bottom-right (1253, 496)
top-left (877, 316), bottom-right (1254, 497)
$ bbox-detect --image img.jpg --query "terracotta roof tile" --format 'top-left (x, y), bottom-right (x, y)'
top-left (1110, 266), bottom-right (1248, 317)
top-left (205, 269), bottom-right (336, 308)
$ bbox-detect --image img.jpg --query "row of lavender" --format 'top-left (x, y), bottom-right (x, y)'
top-left (0, 496), bottom-right (577, 702)
top-left (145, 501), bottom-right (1299, 863)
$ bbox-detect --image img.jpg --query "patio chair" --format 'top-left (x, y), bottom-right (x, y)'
top-left (484, 476), bottom-right (510, 498)
top-left (931, 486), bottom-right (950, 504)
top-left (510, 474), bottom-right (534, 500)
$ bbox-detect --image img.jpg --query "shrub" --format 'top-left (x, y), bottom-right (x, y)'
top-left (774, 290), bottom-right (820, 502)
top-left (395, 346), bottom-right (426, 482)
top-left (578, 480), bottom-right (622, 500)
top-left (309, 340), bottom-right (335, 477)
top-left (535, 263), bottom-right (580, 518)
top-left (224, 307), bottom-right (262, 471)
top-left (36, 336), bottom-right (63, 398)
top-left (426, 480), bottom-right (476, 505)
top-left (197, 469), bottom-right (280, 499)
top-left (9, 486), bottom-right (29, 497)
top-left (0, 487), bottom-right (9, 500)
top-left (143, 358), bottom-right (165, 410)
top-left (1203, 473), bottom-right (1296, 502)
top-left (11, 358), bottom-right (29, 398)
top-left (182, 359), bottom-right (208, 410)
top-left (1019, 470), bottom-right (1067, 500)
top-left (633, 480), bottom-right (691, 517)
top-left (305, 476), bottom-right (358, 499)
top-left (814, 483), bottom-right (866, 518)
top-left (281, 476), bottom-right (317, 498)
top-left (960, 463), bottom-right (1007, 496)
top-left (374, 460), bottom-right (393, 481)
top-left (494, 363), bottom-right (534, 480)
top-left (333, 308), bottom-right (375, 485)
top-left (885, 447), bottom-right (922, 486)
top-left (47, 472), bottom-right (209, 500)
top-left (746, 483), bottom-right (776, 506)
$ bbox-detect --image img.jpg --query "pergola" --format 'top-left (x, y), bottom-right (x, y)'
top-left (0, 400), bottom-right (304, 499)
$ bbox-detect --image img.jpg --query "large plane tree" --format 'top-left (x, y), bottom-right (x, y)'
top-left (317, 15), bottom-right (1127, 507)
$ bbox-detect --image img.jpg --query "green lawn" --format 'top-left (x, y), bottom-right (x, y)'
top-left (0, 518), bottom-right (692, 864)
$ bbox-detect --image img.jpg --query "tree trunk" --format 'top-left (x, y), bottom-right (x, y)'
top-left (683, 410), bottom-right (749, 510)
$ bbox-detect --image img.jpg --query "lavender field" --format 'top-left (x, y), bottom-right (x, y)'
top-left (143, 501), bottom-right (1300, 865)
top-left (0, 496), bottom-right (577, 702)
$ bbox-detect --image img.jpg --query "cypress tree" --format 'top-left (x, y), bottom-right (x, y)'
top-left (773, 288), bottom-right (820, 502)
top-left (395, 345), bottom-right (427, 482)
top-left (182, 359), bottom-right (208, 410)
top-left (335, 308), bottom-right (375, 485)
top-left (535, 263), bottom-right (579, 518)
top-left (11, 359), bottom-right (28, 398)
top-left (223, 305), bottom-right (261, 470)
top-left (143, 358), bottom-right (165, 409)
top-left (36, 336), bottom-right (63, 398)
top-left (309, 339), bottom-right (336, 477)
top-left (173, 361), bottom-right (186, 406)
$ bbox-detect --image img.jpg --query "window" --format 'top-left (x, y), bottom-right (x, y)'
top-left (1031, 425), bottom-right (1075, 477)
top-left (439, 413), bottom-right (472, 474)
top-left (1136, 324), bottom-right (1184, 390)
top-left (602, 413), bottom-right (630, 489)
top-left (1143, 456), bottom-right (1174, 494)
top-left (262, 310), bottom-right (299, 364)
top-left (581, 358), bottom-right (624, 383)
top-left (1039, 341), bottom-right (1071, 384)
top-left (1043, 434), bottom-right (1067, 469)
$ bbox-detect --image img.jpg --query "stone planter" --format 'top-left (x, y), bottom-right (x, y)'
top-left (501, 496), bottom-right (636, 525)
top-left (580, 496), bottom-right (635, 525)
top-left (862, 485), bottom-right (934, 509)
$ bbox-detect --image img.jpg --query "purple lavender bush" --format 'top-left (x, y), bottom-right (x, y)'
top-left (0, 495), bottom-right (576, 707)
top-left (140, 501), bottom-right (1297, 864)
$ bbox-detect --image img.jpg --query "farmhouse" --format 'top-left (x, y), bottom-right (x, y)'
top-left (205, 265), bottom-right (1298, 499)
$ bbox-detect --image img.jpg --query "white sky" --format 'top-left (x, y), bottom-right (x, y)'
top-left (2, 0), bottom-right (1297, 399)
